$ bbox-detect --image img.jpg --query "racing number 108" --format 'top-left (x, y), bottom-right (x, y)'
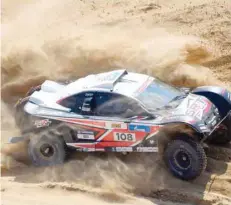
top-left (114, 132), bottom-right (136, 142)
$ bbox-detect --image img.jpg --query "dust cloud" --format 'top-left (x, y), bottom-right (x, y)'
top-left (2, 0), bottom-right (226, 104)
top-left (2, 28), bottom-right (223, 100)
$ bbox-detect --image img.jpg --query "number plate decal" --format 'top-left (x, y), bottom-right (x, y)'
top-left (113, 132), bottom-right (136, 142)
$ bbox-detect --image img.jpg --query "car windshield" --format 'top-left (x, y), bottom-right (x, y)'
top-left (135, 78), bottom-right (183, 110)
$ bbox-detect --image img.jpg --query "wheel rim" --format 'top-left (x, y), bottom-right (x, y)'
top-left (40, 144), bottom-right (55, 158)
top-left (173, 150), bottom-right (191, 170)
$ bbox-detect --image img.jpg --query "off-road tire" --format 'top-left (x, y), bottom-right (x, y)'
top-left (28, 131), bottom-right (67, 166)
top-left (164, 138), bottom-right (207, 180)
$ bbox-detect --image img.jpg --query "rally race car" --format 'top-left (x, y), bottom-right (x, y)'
top-left (12, 69), bottom-right (231, 180)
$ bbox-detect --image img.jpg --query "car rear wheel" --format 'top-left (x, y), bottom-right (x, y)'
top-left (164, 138), bottom-right (207, 180)
top-left (28, 132), bottom-right (67, 166)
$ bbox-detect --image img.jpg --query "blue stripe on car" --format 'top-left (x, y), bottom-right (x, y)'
top-left (129, 124), bottom-right (151, 132)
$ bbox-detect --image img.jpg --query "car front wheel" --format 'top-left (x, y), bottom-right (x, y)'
top-left (164, 138), bottom-right (207, 180)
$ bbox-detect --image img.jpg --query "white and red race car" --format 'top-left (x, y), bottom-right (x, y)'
top-left (12, 69), bottom-right (231, 180)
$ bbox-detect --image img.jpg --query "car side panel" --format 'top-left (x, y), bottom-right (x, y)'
top-left (46, 117), bottom-right (160, 152)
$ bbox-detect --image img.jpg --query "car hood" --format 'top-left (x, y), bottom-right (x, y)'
top-left (152, 93), bottom-right (216, 122)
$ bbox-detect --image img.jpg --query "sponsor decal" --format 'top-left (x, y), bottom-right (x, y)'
top-left (129, 124), bottom-right (150, 132)
top-left (85, 93), bottom-right (93, 97)
top-left (136, 147), bottom-right (158, 152)
top-left (75, 147), bottom-right (95, 152)
top-left (111, 123), bottom-right (123, 128)
top-left (96, 71), bottom-right (121, 82)
top-left (82, 148), bottom-right (95, 152)
top-left (186, 97), bottom-right (209, 120)
top-left (114, 147), bottom-right (133, 152)
top-left (77, 131), bottom-right (95, 140)
top-left (113, 132), bottom-right (136, 142)
top-left (34, 119), bottom-right (52, 128)
top-left (111, 147), bottom-right (116, 152)
top-left (207, 115), bottom-right (217, 127)
top-left (105, 122), bottom-right (127, 129)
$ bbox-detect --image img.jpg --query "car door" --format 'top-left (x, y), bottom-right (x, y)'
top-left (93, 92), bottom-right (151, 152)
top-left (57, 91), bottom-right (98, 150)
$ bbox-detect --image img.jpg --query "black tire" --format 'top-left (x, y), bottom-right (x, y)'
top-left (209, 117), bottom-right (231, 145)
top-left (28, 132), bottom-right (67, 166)
top-left (164, 138), bottom-right (207, 180)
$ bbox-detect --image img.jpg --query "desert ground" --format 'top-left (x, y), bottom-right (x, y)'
top-left (1, 0), bottom-right (231, 204)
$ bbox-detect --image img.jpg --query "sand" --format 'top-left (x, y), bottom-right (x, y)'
top-left (1, 0), bottom-right (231, 204)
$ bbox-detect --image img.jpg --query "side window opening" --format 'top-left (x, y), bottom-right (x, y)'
top-left (58, 92), bottom-right (150, 118)
top-left (58, 92), bottom-right (95, 115)
top-left (94, 92), bottom-right (148, 118)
